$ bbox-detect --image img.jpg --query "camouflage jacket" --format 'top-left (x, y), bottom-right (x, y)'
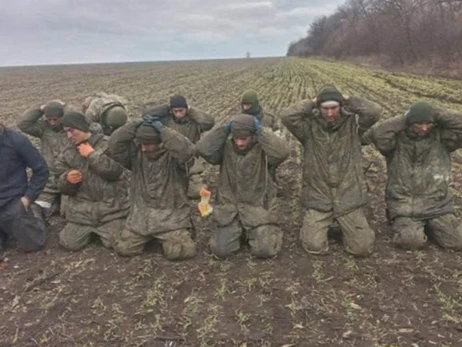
top-left (55, 134), bottom-right (130, 226)
top-left (364, 109), bottom-right (462, 220)
top-left (83, 92), bottom-right (130, 130)
top-left (108, 121), bottom-right (196, 235)
top-left (145, 104), bottom-right (215, 144)
top-left (196, 125), bottom-right (290, 228)
top-left (17, 107), bottom-right (69, 194)
top-left (281, 97), bottom-right (382, 216)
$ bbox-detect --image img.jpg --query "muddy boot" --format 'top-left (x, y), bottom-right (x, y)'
top-left (188, 174), bottom-right (204, 199)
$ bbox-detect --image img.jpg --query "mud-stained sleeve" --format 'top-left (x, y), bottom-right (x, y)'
top-left (84, 98), bottom-right (104, 123)
top-left (346, 96), bottom-right (382, 133)
top-left (257, 127), bottom-right (290, 167)
top-left (87, 146), bottom-right (124, 182)
top-left (269, 111), bottom-right (280, 132)
top-left (434, 108), bottom-right (462, 151)
top-left (17, 107), bottom-right (45, 138)
top-left (195, 125), bottom-right (228, 165)
top-left (363, 115), bottom-right (407, 156)
top-left (55, 147), bottom-right (80, 196)
top-left (160, 127), bottom-right (196, 164)
top-left (188, 107), bottom-right (215, 132)
top-left (107, 120), bottom-right (141, 170)
top-left (280, 99), bottom-right (313, 144)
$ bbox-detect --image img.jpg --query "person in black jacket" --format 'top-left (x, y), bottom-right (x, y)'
top-left (0, 121), bottom-right (49, 258)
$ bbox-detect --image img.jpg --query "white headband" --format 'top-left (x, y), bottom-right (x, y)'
top-left (320, 101), bottom-right (340, 108)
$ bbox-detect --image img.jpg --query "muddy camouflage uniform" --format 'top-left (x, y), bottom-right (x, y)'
top-left (83, 92), bottom-right (130, 136)
top-left (281, 90), bottom-right (382, 256)
top-left (55, 133), bottom-right (130, 251)
top-left (241, 90), bottom-right (279, 132)
top-left (196, 114), bottom-right (290, 258)
top-left (108, 120), bottom-right (197, 260)
top-left (364, 105), bottom-right (462, 250)
top-left (17, 103), bottom-right (69, 219)
top-left (144, 102), bottom-right (215, 198)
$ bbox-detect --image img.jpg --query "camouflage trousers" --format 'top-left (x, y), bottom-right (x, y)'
top-left (114, 227), bottom-right (196, 261)
top-left (300, 208), bottom-right (375, 257)
top-left (210, 218), bottom-right (283, 259)
top-left (59, 219), bottom-right (125, 251)
top-left (392, 214), bottom-right (462, 250)
top-left (31, 192), bottom-right (61, 220)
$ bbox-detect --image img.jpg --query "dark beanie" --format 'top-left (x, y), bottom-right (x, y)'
top-left (43, 101), bottom-right (64, 118)
top-left (231, 114), bottom-right (256, 137)
top-left (316, 84), bottom-right (343, 107)
top-left (61, 111), bottom-right (90, 132)
top-left (135, 125), bottom-right (162, 144)
top-left (406, 102), bottom-right (434, 124)
top-left (169, 95), bottom-right (188, 109)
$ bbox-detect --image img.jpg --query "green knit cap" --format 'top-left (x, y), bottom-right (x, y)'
top-left (406, 102), bottom-right (434, 124)
top-left (61, 111), bottom-right (90, 132)
top-left (241, 89), bottom-right (262, 116)
top-left (316, 84), bottom-right (343, 107)
top-left (43, 101), bottom-right (64, 118)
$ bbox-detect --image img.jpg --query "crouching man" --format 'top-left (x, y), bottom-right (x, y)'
top-left (0, 121), bottom-right (48, 256)
top-left (196, 114), bottom-right (290, 258)
top-left (108, 114), bottom-right (197, 260)
top-left (364, 102), bottom-right (462, 250)
top-left (55, 112), bottom-right (130, 251)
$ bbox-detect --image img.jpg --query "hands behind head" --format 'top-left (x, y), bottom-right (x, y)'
top-left (142, 114), bottom-right (164, 132)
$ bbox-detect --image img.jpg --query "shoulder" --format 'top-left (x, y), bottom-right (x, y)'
top-left (6, 128), bottom-right (31, 146)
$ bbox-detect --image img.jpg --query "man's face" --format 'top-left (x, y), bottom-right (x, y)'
top-left (64, 127), bottom-right (89, 145)
top-left (45, 116), bottom-right (62, 129)
top-left (171, 107), bottom-right (187, 119)
top-left (410, 122), bottom-right (434, 137)
top-left (141, 143), bottom-right (163, 153)
top-left (233, 136), bottom-right (253, 150)
top-left (320, 104), bottom-right (341, 123)
top-left (241, 103), bottom-right (252, 111)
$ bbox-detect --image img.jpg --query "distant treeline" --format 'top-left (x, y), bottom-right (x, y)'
top-left (287, 0), bottom-right (462, 66)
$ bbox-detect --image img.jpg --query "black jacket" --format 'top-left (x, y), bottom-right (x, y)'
top-left (0, 127), bottom-right (49, 209)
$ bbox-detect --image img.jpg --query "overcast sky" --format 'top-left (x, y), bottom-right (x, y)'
top-left (0, 0), bottom-right (343, 66)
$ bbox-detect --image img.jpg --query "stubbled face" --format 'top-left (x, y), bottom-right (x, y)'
top-left (64, 127), bottom-right (89, 145)
top-left (233, 136), bottom-right (253, 150)
top-left (171, 107), bottom-right (187, 119)
top-left (320, 104), bottom-right (341, 123)
top-left (141, 143), bottom-right (163, 152)
top-left (45, 116), bottom-right (62, 129)
top-left (410, 122), bottom-right (434, 137)
top-left (241, 103), bottom-right (252, 111)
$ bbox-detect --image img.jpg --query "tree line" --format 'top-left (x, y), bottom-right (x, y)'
top-left (287, 0), bottom-right (462, 67)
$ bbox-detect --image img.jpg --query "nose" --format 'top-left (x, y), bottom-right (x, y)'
top-left (66, 132), bottom-right (72, 139)
top-left (422, 124), bottom-right (429, 131)
top-left (141, 145), bottom-right (147, 152)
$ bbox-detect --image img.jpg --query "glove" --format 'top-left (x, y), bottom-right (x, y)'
top-left (67, 170), bottom-right (83, 184)
top-left (142, 115), bottom-right (164, 132)
top-left (78, 143), bottom-right (95, 158)
top-left (225, 121), bottom-right (232, 134)
top-left (254, 117), bottom-right (262, 134)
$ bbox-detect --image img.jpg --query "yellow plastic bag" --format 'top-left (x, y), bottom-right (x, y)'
top-left (198, 188), bottom-right (213, 217)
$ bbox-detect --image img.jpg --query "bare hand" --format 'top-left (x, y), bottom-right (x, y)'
top-left (67, 170), bottom-right (83, 184)
top-left (20, 197), bottom-right (30, 211)
top-left (78, 143), bottom-right (95, 158)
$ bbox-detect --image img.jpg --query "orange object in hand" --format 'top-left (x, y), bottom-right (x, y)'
top-left (67, 170), bottom-right (83, 184)
top-left (197, 187), bottom-right (213, 217)
top-left (78, 143), bottom-right (95, 158)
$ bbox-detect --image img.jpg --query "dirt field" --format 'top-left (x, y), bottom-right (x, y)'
top-left (1, 58), bottom-right (462, 347)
